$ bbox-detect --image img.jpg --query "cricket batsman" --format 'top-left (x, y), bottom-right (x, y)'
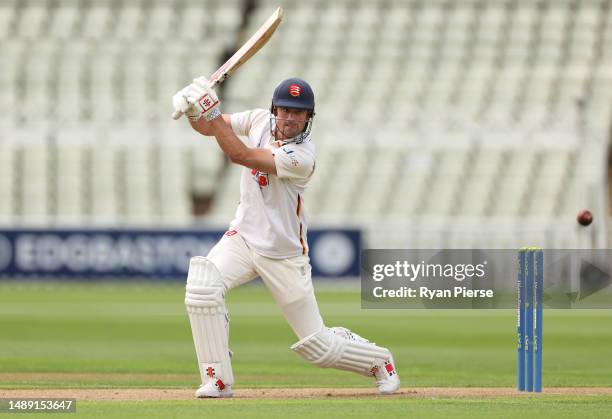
top-left (171, 76), bottom-right (400, 398)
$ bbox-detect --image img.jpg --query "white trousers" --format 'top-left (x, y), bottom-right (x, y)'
top-left (207, 231), bottom-right (325, 339)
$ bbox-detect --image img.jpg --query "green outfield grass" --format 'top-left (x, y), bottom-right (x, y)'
top-left (0, 281), bottom-right (611, 417)
top-left (16, 396), bottom-right (612, 419)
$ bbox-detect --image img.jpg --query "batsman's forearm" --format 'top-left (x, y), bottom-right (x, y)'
top-left (189, 118), bottom-right (215, 136)
top-left (209, 117), bottom-right (250, 164)
top-left (190, 114), bottom-right (233, 137)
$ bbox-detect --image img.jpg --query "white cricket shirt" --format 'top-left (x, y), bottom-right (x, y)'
top-left (228, 109), bottom-right (315, 259)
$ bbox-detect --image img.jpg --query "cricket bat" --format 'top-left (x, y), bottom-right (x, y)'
top-left (172, 6), bottom-right (284, 120)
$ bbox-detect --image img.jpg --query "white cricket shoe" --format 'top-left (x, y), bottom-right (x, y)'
top-left (371, 355), bottom-right (400, 395)
top-left (195, 380), bottom-right (233, 398)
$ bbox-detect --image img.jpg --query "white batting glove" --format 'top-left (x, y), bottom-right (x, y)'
top-left (171, 90), bottom-right (199, 120)
top-left (183, 77), bottom-right (221, 121)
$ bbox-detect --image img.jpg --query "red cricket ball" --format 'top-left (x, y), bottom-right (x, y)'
top-left (577, 209), bottom-right (593, 226)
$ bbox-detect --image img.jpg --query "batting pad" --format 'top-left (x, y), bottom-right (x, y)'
top-left (185, 256), bottom-right (234, 386)
top-left (291, 327), bottom-right (391, 377)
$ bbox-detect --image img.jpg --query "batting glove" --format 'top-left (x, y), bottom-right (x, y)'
top-left (171, 89), bottom-right (199, 120)
top-left (183, 77), bottom-right (221, 122)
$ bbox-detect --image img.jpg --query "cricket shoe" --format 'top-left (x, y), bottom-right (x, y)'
top-left (371, 355), bottom-right (400, 395)
top-left (195, 379), bottom-right (233, 398)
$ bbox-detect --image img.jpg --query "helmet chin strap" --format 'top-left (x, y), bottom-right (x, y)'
top-left (269, 115), bottom-right (313, 145)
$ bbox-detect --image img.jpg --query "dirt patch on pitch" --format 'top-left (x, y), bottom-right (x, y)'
top-left (1, 388), bottom-right (612, 401)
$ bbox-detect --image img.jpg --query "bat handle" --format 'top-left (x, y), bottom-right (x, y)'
top-left (172, 110), bottom-right (184, 120)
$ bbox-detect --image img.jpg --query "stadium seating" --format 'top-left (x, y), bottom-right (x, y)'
top-left (0, 0), bottom-right (610, 248)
